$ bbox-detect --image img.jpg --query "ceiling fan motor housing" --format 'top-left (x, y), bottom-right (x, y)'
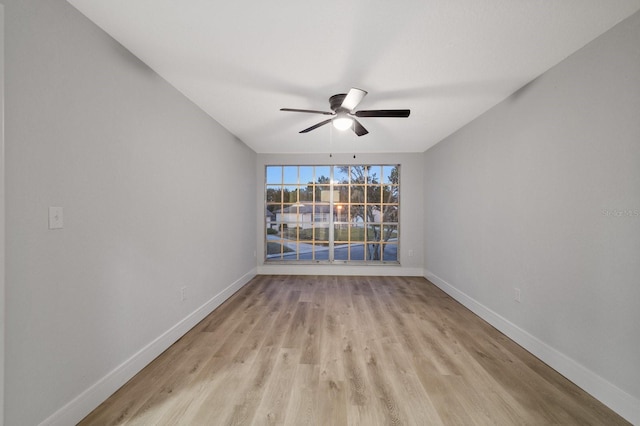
top-left (329, 94), bottom-right (348, 112)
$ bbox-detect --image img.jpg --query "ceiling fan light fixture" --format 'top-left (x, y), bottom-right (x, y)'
top-left (281, 87), bottom-right (409, 136)
top-left (332, 116), bottom-right (353, 131)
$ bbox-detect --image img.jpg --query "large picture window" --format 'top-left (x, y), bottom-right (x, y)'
top-left (265, 165), bottom-right (399, 263)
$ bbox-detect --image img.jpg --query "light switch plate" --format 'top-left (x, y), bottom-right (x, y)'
top-left (49, 206), bottom-right (64, 229)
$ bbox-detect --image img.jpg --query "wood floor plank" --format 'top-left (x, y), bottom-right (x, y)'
top-left (354, 282), bottom-right (444, 425)
top-left (251, 348), bottom-right (300, 426)
top-left (412, 359), bottom-right (482, 425)
top-left (283, 364), bottom-right (320, 426)
top-left (80, 276), bottom-right (630, 426)
top-left (222, 345), bottom-right (282, 426)
top-left (377, 335), bottom-right (444, 424)
top-left (316, 378), bottom-right (348, 426)
top-left (350, 295), bottom-right (408, 425)
top-left (318, 276), bottom-right (346, 383)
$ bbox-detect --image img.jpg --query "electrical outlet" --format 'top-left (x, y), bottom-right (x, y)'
top-left (180, 286), bottom-right (187, 302)
top-left (514, 288), bottom-right (521, 303)
top-left (408, 249), bottom-right (414, 257)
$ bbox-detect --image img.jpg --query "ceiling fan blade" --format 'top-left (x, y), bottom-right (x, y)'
top-left (341, 88), bottom-right (368, 111)
top-left (352, 119), bottom-right (369, 137)
top-left (354, 109), bottom-right (411, 118)
top-left (300, 118), bottom-right (333, 133)
top-left (281, 108), bottom-right (334, 115)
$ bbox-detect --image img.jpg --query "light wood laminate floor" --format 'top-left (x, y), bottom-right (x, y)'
top-left (80, 275), bottom-right (629, 425)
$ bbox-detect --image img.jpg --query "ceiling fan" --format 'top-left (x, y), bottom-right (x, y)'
top-left (280, 88), bottom-right (410, 136)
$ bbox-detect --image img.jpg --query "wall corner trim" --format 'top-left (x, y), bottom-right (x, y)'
top-left (39, 268), bottom-right (257, 426)
top-left (423, 270), bottom-right (640, 425)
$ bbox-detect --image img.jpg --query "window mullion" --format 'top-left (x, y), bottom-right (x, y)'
top-left (329, 166), bottom-right (335, 262)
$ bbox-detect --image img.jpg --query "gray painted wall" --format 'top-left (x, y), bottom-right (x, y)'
top-left (423, 11), bottom-right (640, 423)
top-left (1, 5), bottom-right (5, 424)
top-left (4, 1), bottom-right (256, 424)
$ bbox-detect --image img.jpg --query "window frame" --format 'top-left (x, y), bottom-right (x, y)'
top-left (264, 164), bottom-right (400, 264)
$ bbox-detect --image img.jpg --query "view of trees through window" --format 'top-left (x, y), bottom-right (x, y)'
top-left (265, 165), bottom-right (399, 263)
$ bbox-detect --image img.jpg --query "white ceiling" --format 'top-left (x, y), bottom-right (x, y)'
top-left (67, 0), bottom-right (640, 154)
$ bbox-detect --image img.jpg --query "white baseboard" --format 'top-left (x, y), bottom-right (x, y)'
top-left (258, 263), bottom-right (424, 277)
top-left (424, 269), bottom-right (639, 425)
top-left (39, 268), bottom-right (257, 426)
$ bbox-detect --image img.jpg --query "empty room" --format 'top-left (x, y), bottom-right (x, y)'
top-left (2, 0), bottom-right (639, 425)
